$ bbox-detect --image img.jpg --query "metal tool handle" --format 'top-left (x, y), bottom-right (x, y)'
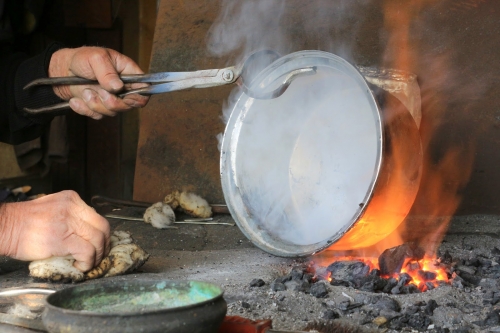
top-left (23, 70), bottom-right (226, 89)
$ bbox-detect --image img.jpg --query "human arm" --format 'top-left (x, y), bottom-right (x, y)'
top-left (0, 190), bottom-right (110, 272)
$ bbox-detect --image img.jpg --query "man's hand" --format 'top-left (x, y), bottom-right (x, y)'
top-left (0, 190), bottom-right (110, 272)
top-left (48, 47), bottom-right (150, 119)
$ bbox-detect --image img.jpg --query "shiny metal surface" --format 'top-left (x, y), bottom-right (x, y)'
top-left (221, 50), bottom-right (422, 256)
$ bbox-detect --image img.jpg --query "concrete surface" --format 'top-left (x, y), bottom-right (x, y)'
top-left (1, 212), bottom-right (500, 331)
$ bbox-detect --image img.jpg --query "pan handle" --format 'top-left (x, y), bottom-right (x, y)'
top-left (0, 288), bottom-right (55, 297)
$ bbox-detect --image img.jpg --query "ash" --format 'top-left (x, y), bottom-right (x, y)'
top-left (226, 232), bottom-right (500, 332)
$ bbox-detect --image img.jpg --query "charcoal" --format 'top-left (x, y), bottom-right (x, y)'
top-left (479, 278), bottom-right (499, 289)
top-left (418, 270), bottom-right (437, 281)
top-left (492, 247), bottom-right (500, 256)
top-left (314, 266), bottom-right (330, 281)
top-left (480, 258), bottom-right (492, 268)
top-left (378, 242), bottom-right (425, 276)
top-left (451, 275), bottom-right (465, 289)
top-left (425, 282), bottom-right (435, 291)
top-left (310, 282), bottom-right (328, 298)
top-left (336, 300), bottom-right (363, 312)
top-left (284, 280), bottom-right (310, 293)
top-left (270, 280), bottom-right (286, 292)
top-left (463, 302), bottom-right (482, 314)
top-left (405, 305), bottom-right (420, 315)
top-left (383, 277), bottom-right (398, 294)
top-left (303, 273), bottom-right (314, 283)
top-left (346, 303), bottom-right (364, 311)
top-left (400, 285), bottom-right (411, 294)
top-left (456, 265), bottom-right (476, 275)
top-left (388, 318), bottom-right (403, 330)
top-left (424, 299), bottom-right (438, 315)
top-left (357, 275), bottom-right (387, 292)
top-left (379, 309), bottom-right (401, 321)
top-left (397, 273), bottom-right (412, 287)
top-left (370, 269), bottom-right (381, 276)
top-left (440, 250), bottom-right (453, 264)
top-left (458, 272), bottom-right (481, 286)
top-left (485, 311), bottom-right (500, 326)
top-left (322, 309), bottom-right (339, 319)
top-left (326, 261), bottom-right (370, 282)
top-left (466, 257), bottom-right (481, 267)
top-left (330, 279), bottom-right (352, 287)
top-left (407, 261), bottom-right (421, 271)
top-left (407, 284), bottom-right (420, 294)
top-left (452, 328), bottom-right (473, 333)
top-left (290, 267), bottom-right (305, 280)
top-left (338, 300), bottom-right (351, 311)
top-left (374, 296), bottom-right (401, 312)
top-left (250, 278), bottom-right (265, 287)
top-left (390, 285), bottom-right (401, 295)
top-left (407, 312), bottom-right (432, 330)
top-left (241, 301), bottom-right (250, 309)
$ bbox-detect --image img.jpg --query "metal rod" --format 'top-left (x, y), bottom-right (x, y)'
top-left (0, 288), bottom-right (55, 297)
top-left (92, 195), bottom-right (230, 214)
top-left (175, 221), bottom-right (236, 226)
top-left (104, 214), bottom-right (234, 226)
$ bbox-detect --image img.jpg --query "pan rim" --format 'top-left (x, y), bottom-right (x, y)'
top-left (43, 279), bottom-right (225, 317)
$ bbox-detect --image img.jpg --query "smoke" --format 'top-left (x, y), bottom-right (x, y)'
top-left (208, 0), bottom-right (386, 249)
top-left (209, 0), bottom-right (495, 255)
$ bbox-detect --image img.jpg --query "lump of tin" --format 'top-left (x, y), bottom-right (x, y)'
top-left (143, 201), bottom-right (176, 229)
top-left (164, 190), bottom-right (212, 218)
top-left (29, 231), bottom-right (149, 283)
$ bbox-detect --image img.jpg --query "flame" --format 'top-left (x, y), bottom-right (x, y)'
top-left (315, 1), bottom-right (477, 290)
top-left (313, 254), bottom-right (448, 292)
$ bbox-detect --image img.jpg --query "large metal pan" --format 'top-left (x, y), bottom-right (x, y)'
top-left (0, 279), bottom-right (226, 333)
top-left (220, 50), bottom-right (422, 256)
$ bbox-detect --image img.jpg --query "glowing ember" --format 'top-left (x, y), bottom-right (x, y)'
top-left (313, 254), bottom-right (450, 293)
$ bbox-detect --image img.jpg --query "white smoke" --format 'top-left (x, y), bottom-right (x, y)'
top-left (209, 0), bottom-right (378, 249)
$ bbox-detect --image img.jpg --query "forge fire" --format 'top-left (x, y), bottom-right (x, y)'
top-left (313, 242), bottom-right (451, 294)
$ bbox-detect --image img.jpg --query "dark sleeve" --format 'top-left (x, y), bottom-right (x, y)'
top-left (0, 42), bottom-right (65, 144)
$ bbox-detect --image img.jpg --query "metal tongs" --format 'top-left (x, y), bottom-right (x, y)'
top-left (23, 50), bottom-right (316, 114)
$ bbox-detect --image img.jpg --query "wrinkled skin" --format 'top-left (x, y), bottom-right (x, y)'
top-left (49, 46), bottom-right (150, 119)
top-left (0, 190), bottom-right (110, 272)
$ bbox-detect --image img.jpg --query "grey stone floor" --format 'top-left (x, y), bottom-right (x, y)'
top-left (1, 212), bottom-right (500, 332)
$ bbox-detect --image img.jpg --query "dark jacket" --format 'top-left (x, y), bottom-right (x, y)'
top-left (0, 0), bottom-right (64, 144)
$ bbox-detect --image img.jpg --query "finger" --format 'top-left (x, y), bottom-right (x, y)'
top-left (66, 234), bottom-right (96, 272)
top-left (96, 88), bottom-right (134, 112)
top-left (122, 94), bottom-right (150, 108)
top-left (109, 49), bottom-right (145, 76)
top-left (80, 89), bottom-right (119, 117)
top-left (67, 191), bottom-right (111, 257)
top-left (72, 221), bottom-right (107, 266)
top-left (83, 212), bottom-right (111, 258)
top-left (69, 98), bottom-right (103, 120)
top-left (87, 50), bottom-right (124, 92)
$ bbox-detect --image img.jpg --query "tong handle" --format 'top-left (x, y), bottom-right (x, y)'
top-left (23, 70), bottom-right (225, 89)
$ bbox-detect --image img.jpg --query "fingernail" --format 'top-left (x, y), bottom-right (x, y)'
top-left (98, 89), bottom-right (110, 102)
top-left (110, 79), bottom-right (123, 91)
top-left (82, 89), bottom-right (93, 102)
top-left (123, 99), bottom-right (137, 107)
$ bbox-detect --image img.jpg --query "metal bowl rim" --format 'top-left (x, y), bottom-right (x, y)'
top-left (43, 279), bottom-right (225, 317)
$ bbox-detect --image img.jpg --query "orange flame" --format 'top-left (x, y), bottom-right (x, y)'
top-left (315, 1), bottom-right (477, 290)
